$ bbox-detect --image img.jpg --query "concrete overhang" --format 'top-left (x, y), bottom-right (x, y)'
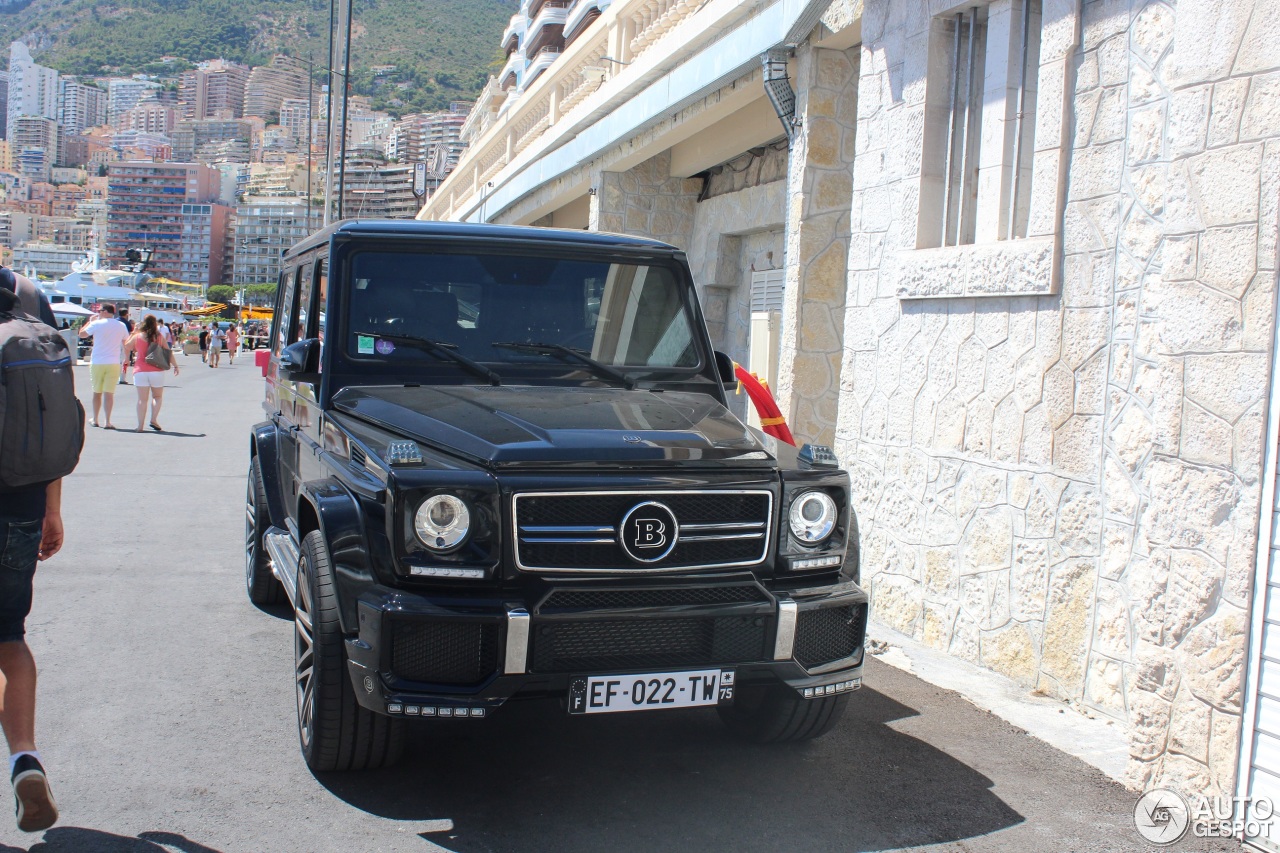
top-left (444, 0), bottom-right (835, 224)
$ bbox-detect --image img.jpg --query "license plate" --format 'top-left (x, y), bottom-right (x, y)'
top-left (568, 669), bottom-right (735, 715)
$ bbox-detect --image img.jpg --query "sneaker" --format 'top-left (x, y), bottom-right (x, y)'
top-left (11, 755), bottom-right (57, 832)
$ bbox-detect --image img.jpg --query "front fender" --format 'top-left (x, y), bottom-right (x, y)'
top-left (250, 422), bottom-right (287, 530)
top-left (300, 479), bottom-right (375, 635)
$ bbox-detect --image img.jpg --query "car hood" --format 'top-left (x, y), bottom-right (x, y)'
top-left (332, 385), bottom-right (776, 468)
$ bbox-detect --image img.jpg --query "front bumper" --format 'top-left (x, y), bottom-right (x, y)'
top-left (343, 574), bottom-right (868, 718)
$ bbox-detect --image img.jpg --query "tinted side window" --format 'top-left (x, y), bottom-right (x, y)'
top-left (295, 261), bottom-right (315, 342)
top-left (272, 267), bottom-right (296, 356)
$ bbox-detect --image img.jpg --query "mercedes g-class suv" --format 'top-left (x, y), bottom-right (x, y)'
top-left (246, 220), bottom-right (867, 771)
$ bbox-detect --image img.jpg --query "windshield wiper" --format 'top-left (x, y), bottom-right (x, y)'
top-left (491, 341), bottom-right (636, 390)
top-left (376, 333), bottom-right (501, 386)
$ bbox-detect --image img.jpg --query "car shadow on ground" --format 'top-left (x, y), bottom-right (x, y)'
top-left (0, 828), bottom-right (223, 852)
top-left (317, 686), bottom-right (1023, 852)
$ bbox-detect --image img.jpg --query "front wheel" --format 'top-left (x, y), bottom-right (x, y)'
top-left (245, 457), bottom-right (284, 606)
top-left (295, 530), bottom-right (404, 771)
top-left (717, 684), bottom-right (848, 743)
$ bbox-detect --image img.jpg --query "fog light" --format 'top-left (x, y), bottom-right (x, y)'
top-left (405, 706), bottom-right (421, 715)
top-left (410, 565), bottom-right (486, 578)
top-left (422, 707), bottom-right (437, 716)
top-left (439, 707), bottom-right (453, 717)
top-left (387, 703), bottom-right (403, 714)
top-left (791, 554), bottom-right (842, 571)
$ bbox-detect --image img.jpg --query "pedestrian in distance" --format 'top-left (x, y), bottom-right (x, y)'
top-left (117, 307), bottom-right (134, 385)
top-left (226, 324), bottom-right (239, 365)
top-left (77, 303), bottom-right (129, 429)
top-left (0, 266), bottom-right (85, 833)
top-left (124, 314), bottom-right (180, 432)
top-left (207, 324), bottom-right (222, 368)
top-left (198, 325), bottom-right (208, 363)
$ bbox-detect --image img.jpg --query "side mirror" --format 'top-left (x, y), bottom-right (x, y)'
top-left (280, 338), bottom-right (321, 382)
top-left (714, 351), bottom-right (737, 389)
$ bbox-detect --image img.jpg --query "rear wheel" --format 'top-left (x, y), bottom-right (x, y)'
top-left (717, 683), bottom-right (848, 743)
top-left (295, 530), bottom-right (404, 771)
top-left (245, 457), bottom-right (284, 606)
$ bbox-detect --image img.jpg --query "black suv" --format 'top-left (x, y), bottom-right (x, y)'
top-left (246, 220), bottom-right (868, 771)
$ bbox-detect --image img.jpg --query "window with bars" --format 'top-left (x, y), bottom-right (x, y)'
top-left (920, 0), bottom-right (1041, 249)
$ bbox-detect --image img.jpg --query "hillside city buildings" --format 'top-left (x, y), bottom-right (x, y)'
top-left (0, 40), bottom-right (473, 287)
top-left (423, 0), bottom-right (1280, 824)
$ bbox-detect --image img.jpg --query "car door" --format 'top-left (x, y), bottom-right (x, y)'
top-left (275, 262), bottom-right (311, 523)
top-left (294, 258), bottom-right (326, 488)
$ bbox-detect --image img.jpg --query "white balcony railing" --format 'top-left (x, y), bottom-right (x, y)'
top-left (424, 0), bottom-right (764, 222)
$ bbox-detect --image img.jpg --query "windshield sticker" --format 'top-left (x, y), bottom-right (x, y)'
top-left (357, 335), bottom-right (375, 355)
top-left (375, 338), bottom-right (396, 355)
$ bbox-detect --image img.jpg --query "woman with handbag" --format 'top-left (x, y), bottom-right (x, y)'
top-left (124, 314), bottom-right (180, 433)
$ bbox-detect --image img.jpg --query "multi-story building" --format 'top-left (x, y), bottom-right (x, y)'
top-left (108, 130), bottom-right (172, 161)
top-left (170, 118), bottom-right (257, 163)
top-left (11, 116), bottom-right (57, 181)
top-left (7, 42), bottom-right (58, 143)
top-left (0, 210), bottom-right (33, 252)
top-left (11, 242), bottom-right (83, 278)
top-left (279, 98), bottom-right (311, 146)
top-left (387, 104), bottom-right (470, 197)
top-left (244, 162), bottom-right (308, 197)
top-left (119, 100), bottom-right (176, 134)
top-left (177, 202), bottom-right (232, 286)
top-left (104, 161), bottom-right (223, 280)
top-left (0, 71), bottom-right (9, 140)
top-left (179, 60), bottom-right (249, 121)
top-left (57, 78), bottom-right (107, 133)
top-left (333, 158), bottom-right (418, 219)
top-left (106, 77), bottom-right (161, 126)
top-left (244, 55), bottom-right (308, 122)
top-left (230, 195), bottom-right (310, 284)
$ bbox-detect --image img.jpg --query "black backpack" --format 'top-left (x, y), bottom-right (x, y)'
top-left (0, 277), bottom-right (85, 488)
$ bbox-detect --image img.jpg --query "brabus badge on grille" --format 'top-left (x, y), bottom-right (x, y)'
top-left (619, 501), bottom-right (679, 564)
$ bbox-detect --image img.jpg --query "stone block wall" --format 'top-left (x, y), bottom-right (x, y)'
top-left (843, 0), bottom-right (1280, 798)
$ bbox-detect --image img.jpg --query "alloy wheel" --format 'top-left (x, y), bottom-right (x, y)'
top-left (244, 472), bottom-right (258, 592)
top-left (294, 564), bottom-right (316, 750)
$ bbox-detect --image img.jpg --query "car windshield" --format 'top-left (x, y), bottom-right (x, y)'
top-left (342, 250), bottom-right (700, 371)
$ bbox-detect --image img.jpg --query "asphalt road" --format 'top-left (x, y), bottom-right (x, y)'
top-left (0, 355), bottom-right (1240, 853)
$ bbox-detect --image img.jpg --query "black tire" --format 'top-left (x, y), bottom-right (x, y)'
top-left (245, 457), bottom-right (284, 606)
top-left (717, 683), bottom-right (848, 743)
top-left (295, 529), bottom-right (405, 771)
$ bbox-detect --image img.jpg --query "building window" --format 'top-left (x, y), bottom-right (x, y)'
top-left (920, 0), bottom-right (1041, 248)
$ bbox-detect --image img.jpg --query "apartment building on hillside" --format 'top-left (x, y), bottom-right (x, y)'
top-left (105, 161), bottom-right (225, 280)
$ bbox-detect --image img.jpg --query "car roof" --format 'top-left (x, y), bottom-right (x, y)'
top-left (282, 219), bottom-right (682, 260)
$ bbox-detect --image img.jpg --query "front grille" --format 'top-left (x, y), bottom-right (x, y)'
top-left (390, 620), bottom-right (499, 685)
top-left (531, 615), bottom-right (770, 672)
top-left (515, 490), bottom-right (773, 572)
top-left (540, 584), bottom-right (769, 612)
top-left (794, 605), bottom-right (865, 669)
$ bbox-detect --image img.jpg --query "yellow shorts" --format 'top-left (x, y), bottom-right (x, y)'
top-left (90, 363), bottom-right (122, 393)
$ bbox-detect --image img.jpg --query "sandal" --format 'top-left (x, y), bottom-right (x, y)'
top-left (149, 423), bottom-right (163, 432)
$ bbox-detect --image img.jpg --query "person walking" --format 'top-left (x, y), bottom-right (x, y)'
top-left (198, 325), bottom-right (209, 363)
top-left (77, 304), bottom-right (129, 429)
top-left (226, 324), bottom-right (239, 365)
top-left (207, 324), bottom-right (222, 368)
top-left (0, 266), bottom-right (82, 833)
top-left (117, 307), bottom-right (134, 385)
top-left (124, 315), bottom-right (180, 432)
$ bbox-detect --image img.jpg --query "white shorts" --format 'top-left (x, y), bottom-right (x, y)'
top-left (134, 371), bottom-right (167, 388)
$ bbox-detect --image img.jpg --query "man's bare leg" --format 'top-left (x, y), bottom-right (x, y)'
top-left (103, 391), bottom-right (115, 428)
top-left (91, 391), bottom-right (102, 426)
top-left (0, 643), bottom-right (36, 754)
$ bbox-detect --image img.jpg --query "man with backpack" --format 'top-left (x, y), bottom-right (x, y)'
top-left (0, 267), bottom-right (83, 833)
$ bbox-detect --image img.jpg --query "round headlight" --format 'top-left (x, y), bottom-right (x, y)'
top-left (414, 494), bottom-right (471, 552)
top-left (789, 491), bottom-right (837, 544)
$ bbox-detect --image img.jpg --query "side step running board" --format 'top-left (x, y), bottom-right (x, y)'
top-left (263, 529), bottom-right (300, 605)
